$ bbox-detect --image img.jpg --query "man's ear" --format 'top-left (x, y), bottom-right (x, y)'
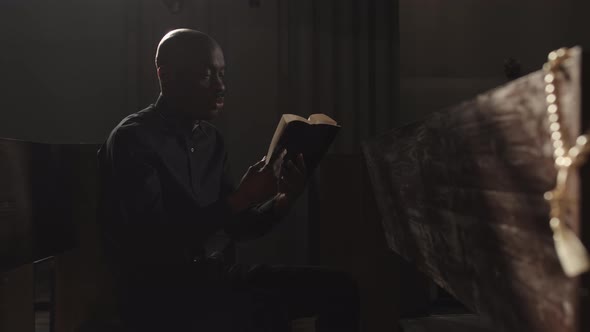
top-left (157, 67), bottom-right (174, 89)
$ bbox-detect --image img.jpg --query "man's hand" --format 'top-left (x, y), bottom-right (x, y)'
top-left (274, 153), bottom-right (307, 216)
top-left (229, 157), bottom-right (277, 213)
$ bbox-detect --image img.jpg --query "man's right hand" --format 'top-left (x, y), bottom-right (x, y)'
top-left (228, 156), bottom-right (278, 213)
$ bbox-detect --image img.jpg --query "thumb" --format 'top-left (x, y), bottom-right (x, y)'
top-left (250, 156), bottom-right (267, 172)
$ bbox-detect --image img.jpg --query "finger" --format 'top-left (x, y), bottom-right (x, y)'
top-left (279, 175), bottom-right (291, 191)
top-left (285, 163), bottom-right (307, 183)
top-left (296, 153), bottom-right (307, 176)
top-left (284, 160), bottom-right (295, 170)
top-left (280, 163), bottom-right (293, 179)
top-left (284, 160), bottom-right (303, 178)
top-left (269, 148), bottom-right (287, 166)
top-left (250, 156), bottom-right (268, 172)
top-left (278, 149), bottom-right (288, 167)
top-left (284, 167), bottom-right (305, 186)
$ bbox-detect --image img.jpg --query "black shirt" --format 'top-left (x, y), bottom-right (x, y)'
top-left (98, 96), bottom-right (278, 269)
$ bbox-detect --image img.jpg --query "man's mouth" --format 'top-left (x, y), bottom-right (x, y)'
top-left (215, 96), bottom-right (224, 108)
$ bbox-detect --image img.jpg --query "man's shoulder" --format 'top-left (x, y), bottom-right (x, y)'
top-left (98, 105), bottom-right (162, 166)
top-left (116, 105), bottom-right (159, 132)
top-left (104, 105), bottom-right (161, 150)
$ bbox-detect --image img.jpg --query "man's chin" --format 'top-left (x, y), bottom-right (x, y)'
top-left (188, 105), bottom-right (218, 120)
top-left (203, 108), bottom-right (221, 120)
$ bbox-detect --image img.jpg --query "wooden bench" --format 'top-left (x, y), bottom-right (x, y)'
top-left (0, 140), bottom-right (113, 332)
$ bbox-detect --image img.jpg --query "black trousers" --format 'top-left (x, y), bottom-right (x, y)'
top-left (120, 261), bottom-right (360, 332)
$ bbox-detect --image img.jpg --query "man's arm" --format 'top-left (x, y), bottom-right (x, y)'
top-left (105, 129), bottom-right (280, 260)
top-left (224, 153), bottom-right (308, 241)
top-left (224, 197), bottom-right (280, 241)
top-left (216, 151), bottom-right (278, 241)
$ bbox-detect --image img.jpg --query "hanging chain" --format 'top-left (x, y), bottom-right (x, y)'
top-left (542, 48), bottom-right (590, 277)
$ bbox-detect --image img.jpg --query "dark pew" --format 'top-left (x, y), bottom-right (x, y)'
top-left (0, 139), bottom-right (99, 272)
top-left (0, 139), bottom-right (100, 331)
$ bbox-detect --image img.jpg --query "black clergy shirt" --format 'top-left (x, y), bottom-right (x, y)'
top-left (97, 96), bottom-right (278, 270)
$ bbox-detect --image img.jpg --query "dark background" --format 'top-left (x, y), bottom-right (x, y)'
top-left (2, 1), bottom-right (590, 331)
top-left (2, 0), bottom-right (590, 264)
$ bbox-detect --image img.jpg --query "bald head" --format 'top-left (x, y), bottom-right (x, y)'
top-left (155, 29), bottom-right (226, 121)
top-left (156, 29), bottom-right (219, 70)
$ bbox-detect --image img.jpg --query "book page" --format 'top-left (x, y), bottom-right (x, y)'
top-left (308, 114), bottom-right (339, 126)
top-left (265, 115), bottom-right (289, 163)
top-left (283, 114), bottom-right (309, 123)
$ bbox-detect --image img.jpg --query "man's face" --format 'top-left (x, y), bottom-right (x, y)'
top-left (164, 45), bottom-right (226, 120)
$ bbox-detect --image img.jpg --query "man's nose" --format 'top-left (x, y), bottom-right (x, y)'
top-left (213, 76), bottom-right (226, 93)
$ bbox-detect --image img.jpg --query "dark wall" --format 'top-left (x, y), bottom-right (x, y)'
top-left (0, 1), bottom-right (129, 144)
top-left (400, 0), bottom-right (590, 125)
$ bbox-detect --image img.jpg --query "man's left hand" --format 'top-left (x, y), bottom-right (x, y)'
top-left (274, 153), bottom-right (307, 216)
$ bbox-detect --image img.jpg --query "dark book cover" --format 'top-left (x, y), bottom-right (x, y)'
top-left (268, 119), bottom-right (340, 175)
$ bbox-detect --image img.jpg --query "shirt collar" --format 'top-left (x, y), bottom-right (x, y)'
top-left (155, 94), bottom-right (208, 138)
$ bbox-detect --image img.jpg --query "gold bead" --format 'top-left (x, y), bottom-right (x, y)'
top-left (563, 157), bottom-right (572, 167)
top-left (550, 123), bottom-right (561, 131)
top-left (545, 73), bottom-right (555, 83)
top-left (549, 114), bottom-right (559, 122)
top-left (545, 84), bottom-right (556, 93)
top-left (543, 63), bottom-right (552, 72)
top-left (544, 191), bottom-right (554, 201)
top-left (553, 140), bottom-right (563, 148)
top-left (550, 217), bottom-right (561, 228)
top-left (556, 48), bottom-right (567, 57)
top-left (552, 132), bottom-right (562, 140)
top-left (548, 104), bottom-right (558, 113)
top-left (555, 148), bottom-right (565, 156)
top-left (577, 135), bottom-right (588, 146)
top-left (547, 94), bottom-right (557, 104)
top-left (549, 51), bottom-right (558, 61)
top-left (556, 156), bottom-right (565, 166)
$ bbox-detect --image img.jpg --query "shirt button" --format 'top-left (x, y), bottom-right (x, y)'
top-left (190, 147), bottom-right (195, 153)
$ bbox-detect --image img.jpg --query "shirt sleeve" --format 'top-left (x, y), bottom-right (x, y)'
top-left (225, 198), bottom-right (282, 241)
top-left (219, 152), bottom-right (284, 241)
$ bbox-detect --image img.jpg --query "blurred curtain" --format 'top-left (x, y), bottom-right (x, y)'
top-left (278, 0), bottom-right (400, 153)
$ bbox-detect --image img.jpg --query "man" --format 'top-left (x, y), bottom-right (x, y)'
top-left (98, 29), bottom-right (358, 332)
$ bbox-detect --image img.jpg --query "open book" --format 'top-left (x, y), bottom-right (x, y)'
top-left (265, 113), bottom-right (341, 175)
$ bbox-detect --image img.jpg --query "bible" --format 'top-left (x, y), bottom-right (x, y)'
top-left (265, 113), bottom-right (341, 175)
